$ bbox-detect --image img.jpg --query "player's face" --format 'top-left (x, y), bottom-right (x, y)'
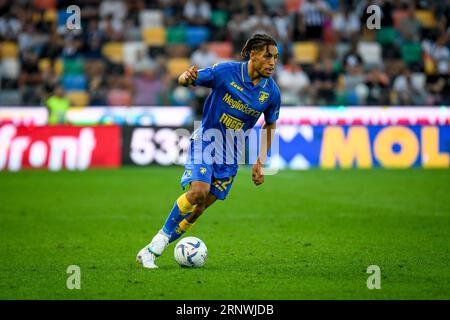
top-left (252, 45), bottom-right (279, 78)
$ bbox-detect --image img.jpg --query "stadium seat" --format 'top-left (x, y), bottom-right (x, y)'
top-left (185, 26), bottom-right (210, 47)
top-left (54, 58), bottom-right (64, 75)
top-left (139, 10), bottom-right (164, 29)
top-left (39, 58), bottom-right (52, 73)
top-left (211, 10), bottom-right (228, 28)
top-left (33, 0), bottom-right (56, 9)
top-left (123, 41), bottom-right (147, 66)
top-left (327, 0), bottom-right (339, 10)
top-left (392, 10), bottom-right (409, 29)
top-left (357, 41), bottom-right (382, 66)
top-left (66, 91), bottom-right (89, 107)
top-left (415, 10), bottom-right (437, 28)
top-left (63, 59), bottom-right (85, 75)
top-left (0, 42), bottom-right (18, 58)
top-left (424, 52), bottom-right (436, 74)
top-left (400, 43), bottom-right (422, 65)
top-left (335, 43), bottom-right (350, 60)
top-left (142, 27), bottom-right (166, 47)
top-left (62, 74), bottom-right (87, 91)
top-left (0, 90), bottom-right (21, 105)
top-left (285, 0), bottom-right (302, 14)
top-left (208, 42), bottom-right (232, 59)
top-left (101, 42), bottom-right (124, 63)
top-left (411, 72), bottom-right (426, 91)
top-left (1, 58), bottom-right (20, 79)
top-left (166, 26), bottom-right (186, 44)
top-left (376, 27), bottom-right (398, 45)
top-left (167, 58), bottom-right (190, 78)
top-left (293, 42), bottom-right (318, 64)
top-left (43, 8), bottom-right (57, 22)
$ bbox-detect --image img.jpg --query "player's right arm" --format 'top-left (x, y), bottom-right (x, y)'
top-left (179, 63), bottom-right (230, 88)
top-left (178, 66), bottom-right (199, 86)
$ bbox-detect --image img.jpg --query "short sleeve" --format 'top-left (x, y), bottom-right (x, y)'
top-left (193, 66), bottom-right (215, 88)
top-left (193, 63), bottom-right (230, 89)
top-left (264, 90), bottom-right (281, 124)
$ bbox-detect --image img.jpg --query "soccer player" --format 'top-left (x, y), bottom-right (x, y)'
top-left (137, 34), bottom-right (281, 269)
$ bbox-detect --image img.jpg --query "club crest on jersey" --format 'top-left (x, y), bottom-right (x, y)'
top-left (259, 91), bottom-right (270, 103)
top-left (200, 167), bottom-right (207, 175)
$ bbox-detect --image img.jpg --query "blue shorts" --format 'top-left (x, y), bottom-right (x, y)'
top-left (180, 140), bottom-right (238, 200)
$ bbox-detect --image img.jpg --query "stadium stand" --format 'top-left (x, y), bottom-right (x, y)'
top-left (0, 0), bottom-right (449, 107)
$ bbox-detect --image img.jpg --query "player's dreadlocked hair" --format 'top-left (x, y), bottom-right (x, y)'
top-left (241, 34), bottom-right (277, 59)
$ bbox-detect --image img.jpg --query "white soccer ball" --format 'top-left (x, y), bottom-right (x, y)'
top-left (174, 237), bottom-right (208, 268)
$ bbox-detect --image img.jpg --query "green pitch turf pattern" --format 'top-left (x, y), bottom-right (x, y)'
top-left (0, 167), bottom-right (449, 300)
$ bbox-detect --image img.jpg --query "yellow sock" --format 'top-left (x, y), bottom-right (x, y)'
top-left (176, 193), bottom-right (197, 216)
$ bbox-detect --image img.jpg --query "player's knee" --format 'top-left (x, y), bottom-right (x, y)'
top-left (187, 189), bottom-right (208, 205)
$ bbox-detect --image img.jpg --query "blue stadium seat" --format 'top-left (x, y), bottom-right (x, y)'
top-left (62, 75), bottom-right (87, 91)
top-left (185, 26), bottom-right (210, 47)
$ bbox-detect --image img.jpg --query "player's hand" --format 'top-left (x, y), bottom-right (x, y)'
top-left (180, 66), bottom-right (198, 86)
top-left (252, 159), bottom-right (264, 186)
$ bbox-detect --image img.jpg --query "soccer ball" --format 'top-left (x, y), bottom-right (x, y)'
top-left (174, 237), bottom-right (208, 268)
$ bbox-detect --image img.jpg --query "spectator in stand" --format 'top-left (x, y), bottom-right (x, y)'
top-left (61, 34), bottom-right (83, 58)
top-left (311, 58), bottom-right (338, 105)
top-left (41, 63), bottom-right (59, 102)
top-left (41, 32), bottom-right (64, 60)
top-left (342, 47), bottom-right (366, 105)
top-left (392, 67), bottom-right (427, 105)
top-left (423, 34), bottom-right (450, 75)
top-left (133, 49), bottom-right (156, 74)
top-left (437, 0), bottom-right (450, 33)
top-left (427, 73), bottom-right (450, 105)
top-left (99, 0), bottom-right (128, 23)
top-left (89, 76), bottom-right (108, 106)
top-left (190, 43), bottom-right (220, 70)
top-left (227, 12), bottom-right (250, 54)
top-left (399, 4), bottom-right (422, 43)
top-left (0, 10), bottom-right (22, 41)
top-left (365, 65), bottom-right (391, 105)
top-left (183, 0), bottom-right (211, 26)
top-left (244, 3), bottom-right (276, 37)
top-left (342, 41), bottom-right (363, 71)
top-left (19, 50), bottom-right (41, 105)
top-left (83, 19), bottom-right (105, 59)
top-left (99, 14), bottom-right (124, 41)
top-left (332, 5), bottom-right (361, 43)
top-left (272, 7), bottom-right (291, 44)
top-left (298, 0), bottom-right (332, 40)
top-left (124, 17), bottom-right (141, 41)
top-left (46, 85), bottom-right (70, 125)
top-left (132, 66), bottom-right (164, 106)
top-left (276, 56), bottom-right (311, 105)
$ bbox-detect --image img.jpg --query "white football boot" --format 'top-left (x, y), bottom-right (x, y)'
top-left (136, 230), bottom-right (170, 269)
top-left (136, 247), bottom-right (158, 269)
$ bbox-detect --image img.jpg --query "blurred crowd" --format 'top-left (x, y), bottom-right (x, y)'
top-left (0, 0), bottom-right (450, 112)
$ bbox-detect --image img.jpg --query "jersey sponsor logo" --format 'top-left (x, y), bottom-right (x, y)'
top-left (259, 91), bottom-right (270, 103)
top-left (230, 81), bottom-right (244, 92)
top-left (219, 113), bottom-right (244, 130)
top-left (222, 93), bottom-right (261, 118)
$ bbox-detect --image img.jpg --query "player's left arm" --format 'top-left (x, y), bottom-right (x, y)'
top-left (252, 121), bottom-right (277, 186)
top-left (252, 89), bottom-right (281, 186)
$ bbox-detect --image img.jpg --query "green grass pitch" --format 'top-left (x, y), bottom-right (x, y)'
top-left (0, 167), bottom-right (449, 299)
